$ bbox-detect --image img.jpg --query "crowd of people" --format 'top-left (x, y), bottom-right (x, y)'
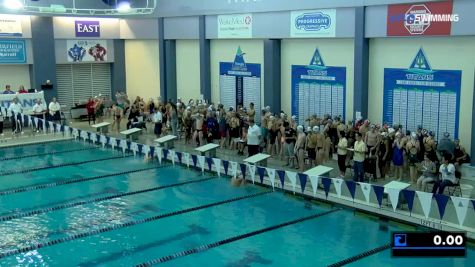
top-left (108, 93), bottom-right (471, 194)
top-left (1, 84), bottom-right (471, 195)
top-left (1, 85), bottom-right (62, 135)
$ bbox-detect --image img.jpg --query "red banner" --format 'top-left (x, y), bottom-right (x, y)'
top-left (387, 1), bottom-right (454, 36)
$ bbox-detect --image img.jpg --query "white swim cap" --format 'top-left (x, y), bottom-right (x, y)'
top-left (313, 126), bottom-right (320, 133)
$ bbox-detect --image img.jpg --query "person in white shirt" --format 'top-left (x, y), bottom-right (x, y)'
top-left (153, 109), bottom-right (163, 137)
top-left (8, 98), bottom-right (23, 133)
top-left (432, 154), bottom-right (458, 194)
top-left (48, 97), bottom-right (61, 122)
top-left (32, 99), bottom-right (46, 132)
top-left (246, 118), bottom-right (261, 157)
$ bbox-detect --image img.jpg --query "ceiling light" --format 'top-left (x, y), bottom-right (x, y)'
top-left (117, 1), bottom-right (131, 13)
top-left (4, 0), bottom-right (24, 10)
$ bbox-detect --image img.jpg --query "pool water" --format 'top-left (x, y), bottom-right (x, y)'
top-left (0, 140), bottom-right (472, 266)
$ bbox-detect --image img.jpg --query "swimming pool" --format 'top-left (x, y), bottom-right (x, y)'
top-left (0, 140), bottom-right (472, 266)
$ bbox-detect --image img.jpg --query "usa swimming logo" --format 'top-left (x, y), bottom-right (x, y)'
top-left (295, 12), bottom-right (332, 32)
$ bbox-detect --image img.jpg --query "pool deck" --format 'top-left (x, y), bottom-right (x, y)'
top-left (3, 117), bottom-right (474, 196)
top-left (64, 118), bottom-right (416, 191)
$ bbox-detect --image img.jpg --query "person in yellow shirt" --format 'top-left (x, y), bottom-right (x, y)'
top-left (353, 132), bottom-right (367, 182)
top-left (337, 131), bottom-right (348, 178)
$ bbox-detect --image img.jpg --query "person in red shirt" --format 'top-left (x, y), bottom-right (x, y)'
top-left (86, 98), bottom-right (96, 125)
top-left (18, 85), bottom-right (28, 94)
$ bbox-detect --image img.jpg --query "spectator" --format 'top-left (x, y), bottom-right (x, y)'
top-left (294, 125), bottom-right (306, 171)
top-left (111, 103), bottom-right (122, 133)
top-left (169, 103), bottom-right (178, 137)
top-left (406, 132), bottom-right (421, 184)
top-left (248, 102), bottom-right (255, 122)
top-left (378, 132), bottom-right (391, 179)
top-left (453, 139), bottom-right (470, 167)
top-left (32, 99), bottom-right (46, 132)
top-left (152, 107), bottom-right (163, 137)
top-left (353, 132), bottom-right (367, 182)
top-left (8, 97), bottom-right (23, 133)
top-left (86, 98), bottom-right (96, 125)
top-left (416, 153), bottom-right (437, 191)
top-left (437, 132), bottom-right (455, 159)
top-left (17, 85), bottom-right (27, 94)
top-left (423, 131), bottom-right (437, 162)
top-left (126, 106), bottom-right (140, 129)
top-left (337, 131), bottom-right (348, 178)
top-left (305, 126), bottom-right (318, 168)
top-left (48, 97), bottom-right (61, 122)
top-left (247, 118), bottom-right (261, 157)
top-left (432, 154), bottom-right (458, 195)
top-left (95, 97), bottom-right (105, 123)
top-left (3, 85), bottom-right (14, 94)
top-left (392, 133), bottom-right (404, 181)
top-left (282, 120), bottom-right (296, 168)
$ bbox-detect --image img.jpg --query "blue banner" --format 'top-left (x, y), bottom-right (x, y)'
top-left (0, 39), bottom-right (26, 63)
top-left (291, 48), bottom-right (346, 125)
top-left (383, 48), bottom-right (461, 140)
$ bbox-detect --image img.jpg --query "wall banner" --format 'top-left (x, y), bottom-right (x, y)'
top-left (387, 1), bottom-right (454, 36)
top-left (0, 15), bottom-right (23, 37)
top-left (217, 13), bottom-right (253, 39)
top-left (67, 40), bottom-right (107, 62)
top-left (291, 48), bottom-right (346, 125)
top-left (290, 9), bottom-right (336, 38)
top-left (0, 92), bottom-right (46, 114)
top-left (219, 46), bottom-right (261, 122)
top-left (383, 48), bottom-right (461, 140)
top-left (0, 40), bottom-right (26, 64)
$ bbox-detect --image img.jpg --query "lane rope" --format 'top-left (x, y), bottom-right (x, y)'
top-left (0, 165), bottom-right (167, 197)
top-left (0, 175), bottom-right (219, 222)
top-left (134, 209), bottom-right (341, 266)
top-left (0, 146), bottom-right (99, 161)
top-left (0, 154), bottom-right (133, 177)
top-left (0, 191), bottom-right (272, 259)
top-left (327, 243), bottom-right (392, 267)
top-left (0, 138), bottom-right (73, 149)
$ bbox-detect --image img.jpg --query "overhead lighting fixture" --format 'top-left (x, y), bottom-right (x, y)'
top-left (117, 1), bottom-right (131, 13)
top-left (3, 0), bottom-right (24, 10)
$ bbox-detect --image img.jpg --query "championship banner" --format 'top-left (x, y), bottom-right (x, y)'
top-left (217, 13), bottom-right (252, 39)
top-left (0, 92), bottom-right (46, 114)
top-left (383, 48), bottom-right (461, 140)
top-left (67, 40), bottom-right (107, 62)
top-left (0, 40), bottom-right (26, 64)
top-left (290, 9), bottom-right (336, 38)
top-left (387, 0), bottom-right (455, 36)
top-left (0, 15), bottom-right (23, 37)
top-left (219, 46), bottom-right (261, 122)
top-left (291, 48), bottom-right (346, 125)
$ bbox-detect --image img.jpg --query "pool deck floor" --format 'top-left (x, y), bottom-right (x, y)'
top-left (1, 116), bottom-right (474, 197)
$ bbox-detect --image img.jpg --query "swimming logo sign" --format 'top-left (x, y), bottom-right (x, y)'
top-left (387, 1), bottom-right (454, 36)
top-left (291, 9), bottom-right (336, 38)
top-left (231, 46), bottom-right (248, 72)
top-left (408, 48), bottom-right (432, 73)
top-left (382, 47), bottom-right (462, 142)
top-left (67, 40), bottom-right (108, 62)
top-left (75, 21), bottom-right (100, 37)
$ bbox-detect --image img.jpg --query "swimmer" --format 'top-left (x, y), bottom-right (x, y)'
top-left (231, 175), bottom-right (246, 187)
top-left (144, 154), bottom-right (152, 163)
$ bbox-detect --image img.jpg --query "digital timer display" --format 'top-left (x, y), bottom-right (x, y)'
top-left (392, 232), bottom-right (466, 257)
